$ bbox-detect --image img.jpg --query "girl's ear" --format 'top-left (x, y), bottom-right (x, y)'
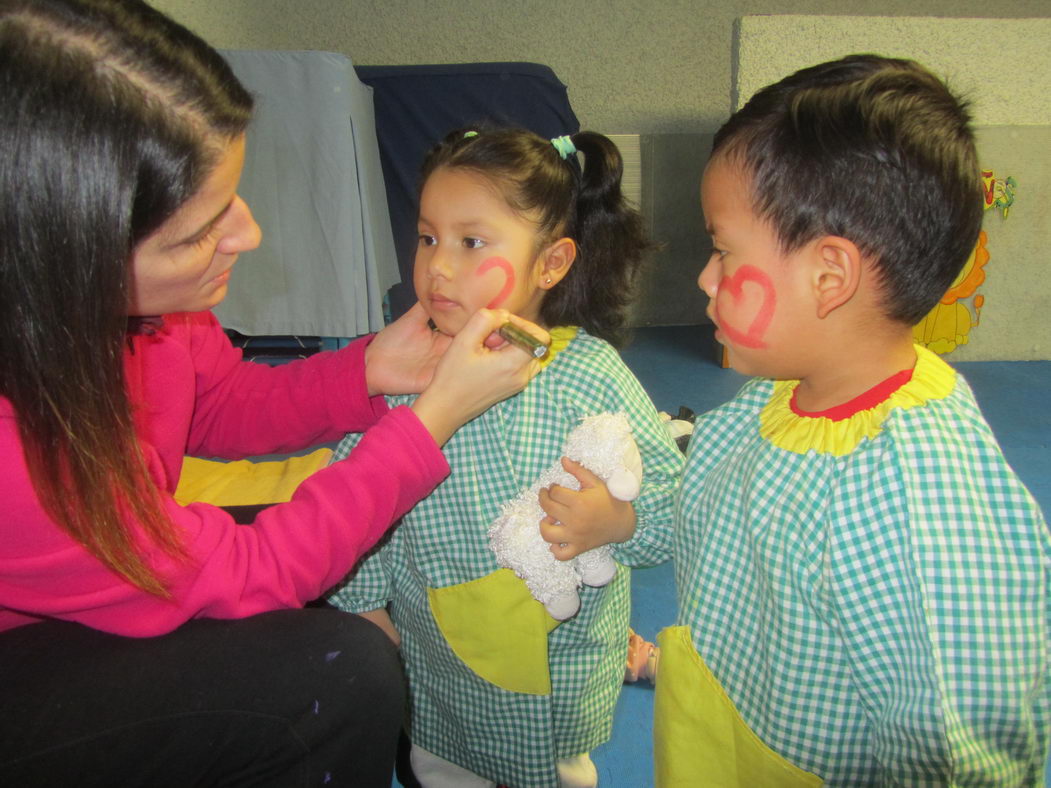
top-left (539, 237), bottom-right (576, 289)
top-left (812, 235), bottom-right (862, 319)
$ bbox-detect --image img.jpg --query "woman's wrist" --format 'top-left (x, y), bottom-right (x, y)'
top-left (409, 390), bottom-right (459, 447)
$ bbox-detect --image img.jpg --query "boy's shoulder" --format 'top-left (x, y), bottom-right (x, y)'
top-left (881, 357), bottom-right (992, 447)
top-left (696, 376), bottom-right (775, 423)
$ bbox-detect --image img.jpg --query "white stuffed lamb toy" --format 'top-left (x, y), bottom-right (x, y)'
top-left (487, 412), bottom-right (643, 620)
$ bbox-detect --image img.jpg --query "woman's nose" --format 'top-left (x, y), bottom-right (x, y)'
top-left (217, 196), bottom-right (261, 255)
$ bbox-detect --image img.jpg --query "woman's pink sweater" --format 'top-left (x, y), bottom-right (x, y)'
top-left (0, 311), bottom-right (448, 636)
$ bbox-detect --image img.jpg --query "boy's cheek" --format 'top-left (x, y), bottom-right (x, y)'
top-left (711, 265), bottom-right (777, 350)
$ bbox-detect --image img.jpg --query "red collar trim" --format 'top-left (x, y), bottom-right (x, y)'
top-left (790, 368), bottom-right (914, 422)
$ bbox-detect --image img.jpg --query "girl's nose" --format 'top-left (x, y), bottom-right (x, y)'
top-left (424, 245), bottom-right (453, 279)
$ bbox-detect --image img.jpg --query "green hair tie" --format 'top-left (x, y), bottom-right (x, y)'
top-left (551, 135), bottom-right (576, 160)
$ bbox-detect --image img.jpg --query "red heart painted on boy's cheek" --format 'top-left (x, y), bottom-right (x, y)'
top-left (476, 257), bottom-right (516, 309)
top-left (714, 265), bottom-right (776, 349)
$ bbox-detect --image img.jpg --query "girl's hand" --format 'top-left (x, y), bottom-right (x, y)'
top-left (357, 609), bottom-right (401, 647)
top-left (364, 302), bottom-right (452, 397)
top-left (538, 458), bottom-right (637, 560)
top-left (410, 309), bottom-right (547, 446)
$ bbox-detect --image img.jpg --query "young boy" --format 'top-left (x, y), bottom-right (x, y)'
top-left (656, 55), bottom-right (1049, 786)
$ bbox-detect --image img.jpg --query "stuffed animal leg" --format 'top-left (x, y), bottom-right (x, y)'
top-left (488, 413), bottom-right (643, 620)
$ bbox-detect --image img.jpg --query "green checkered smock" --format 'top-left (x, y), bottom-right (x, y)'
top-left (328, 328), bottom-right (683, 788)
top-left (673, 348), bottom-right (1049, 786)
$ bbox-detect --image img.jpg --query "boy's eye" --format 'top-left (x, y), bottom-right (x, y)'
top-left (418, 234), bottom-right (437, 247)
top-left (463, 237), bottom-right (485, 250)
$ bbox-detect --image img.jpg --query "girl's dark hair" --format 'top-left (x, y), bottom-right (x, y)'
top-left (712, 54), bottom-right (982, 325)
top-left (420, 127), bottom-right (652, 347)
top-left (0, 0), bottom-right (253, 594)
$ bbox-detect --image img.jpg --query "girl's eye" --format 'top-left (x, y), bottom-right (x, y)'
top-left (463, 237), bottom-right (485, 250)
top-left (418, 234), bottom-right (437, 247)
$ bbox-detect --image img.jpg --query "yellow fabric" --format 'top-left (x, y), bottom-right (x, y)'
top-left (653, 626), bottom-right (823, 788)
top-left (539, 325), bottom-right (578, 369)
top-left (427, 569), bottom-right (560, 695)
top-left (173, 448), bottom-right (333, 506)
top-left (759, 344), bottom-right (956, 457)
top-left (420, 329), bottom-right (570, 695)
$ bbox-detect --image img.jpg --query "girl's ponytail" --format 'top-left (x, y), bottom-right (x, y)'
top-left (542, 132), bottom-right (652, 347)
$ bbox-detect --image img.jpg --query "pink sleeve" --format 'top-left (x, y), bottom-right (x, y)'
top-left (174, 311), bottom-right (389, 458)
top-left (0, 404), bottom-right (449, 637)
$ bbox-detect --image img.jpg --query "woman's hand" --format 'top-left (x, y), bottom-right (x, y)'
top-left (410, 309), bottom-right (547, 446)
top-left (538, 459), bottom-right (638, 560)
top-left (364, 302), bottom-right (452, 397)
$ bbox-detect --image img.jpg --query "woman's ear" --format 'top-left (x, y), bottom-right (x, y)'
top-left (812, 236), bottom-right (862, 319)
top-left (539, 237), bottom-right (576, 289)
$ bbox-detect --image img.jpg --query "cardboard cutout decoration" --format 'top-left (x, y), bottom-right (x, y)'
top-left (913, 169), bottom-right (1016, 354)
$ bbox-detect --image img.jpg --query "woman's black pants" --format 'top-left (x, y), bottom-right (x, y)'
top-left (0, 608), bottom-right (405, 787)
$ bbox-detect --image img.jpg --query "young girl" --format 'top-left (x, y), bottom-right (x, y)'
top-left (328, 127), bottom-right (684, 788)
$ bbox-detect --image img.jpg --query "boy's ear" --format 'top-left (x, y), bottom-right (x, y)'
top-left (811, 235), bottom-right (862, 319)
top-left (539, 237), bottom-right (577, 289)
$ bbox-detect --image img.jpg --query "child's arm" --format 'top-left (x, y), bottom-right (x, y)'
top-left (831, 442), bottom-right (1049, 783)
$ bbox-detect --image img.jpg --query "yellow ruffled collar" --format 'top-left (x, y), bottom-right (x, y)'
top-left (758, 345), bottom-right (956, 456)
top-left (538, 325), bottom-right (579, 369)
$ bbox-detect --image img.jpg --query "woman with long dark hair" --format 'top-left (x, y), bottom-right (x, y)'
top-left (0, 1), bottom-right (545, 784)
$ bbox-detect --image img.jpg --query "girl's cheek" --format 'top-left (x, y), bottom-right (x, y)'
top-left (475, 256), bottom-right (516, 309)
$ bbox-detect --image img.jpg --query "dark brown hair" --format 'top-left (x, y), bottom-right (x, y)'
top-left (712, 54), bottom-right (982, 325)
top-left (0, 0), bottom-right (253, 594)
top-left (421, 127), bottom-right (653, 347)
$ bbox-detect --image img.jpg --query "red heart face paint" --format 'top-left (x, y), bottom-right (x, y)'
top-left (714, 264), bottom-right (776, 349)
top-left (476, 256), bottom-right (516, 309)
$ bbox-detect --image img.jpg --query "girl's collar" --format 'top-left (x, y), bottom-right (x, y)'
top-left (538, 325), bottom-right (579, 369)
top-left (758, 345), bottom-right (956, 456)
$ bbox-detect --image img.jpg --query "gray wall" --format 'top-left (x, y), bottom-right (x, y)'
top-left (151, 1), bottom-right (1051, 355)
top-left (149, 0), bottom-right (1048, 134)
top-left (733, 15), bottom-right (1051, 360)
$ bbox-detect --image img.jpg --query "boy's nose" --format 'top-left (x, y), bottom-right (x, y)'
top-left (698, 259), bottom-right (720, 298)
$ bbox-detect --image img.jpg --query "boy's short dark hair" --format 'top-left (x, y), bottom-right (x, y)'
top-left (712, 54), bottom-right (983, 325)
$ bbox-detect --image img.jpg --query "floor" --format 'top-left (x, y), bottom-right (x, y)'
top-left (395, 324), bottom-right (1051, 786)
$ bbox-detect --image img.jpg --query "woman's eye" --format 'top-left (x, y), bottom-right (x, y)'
top-left (418, 234), bottom-right (437, 247)
top-left (463, 237), bottom-right (485, 249)
top-left (189, 224), bottom-right (220, 249)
